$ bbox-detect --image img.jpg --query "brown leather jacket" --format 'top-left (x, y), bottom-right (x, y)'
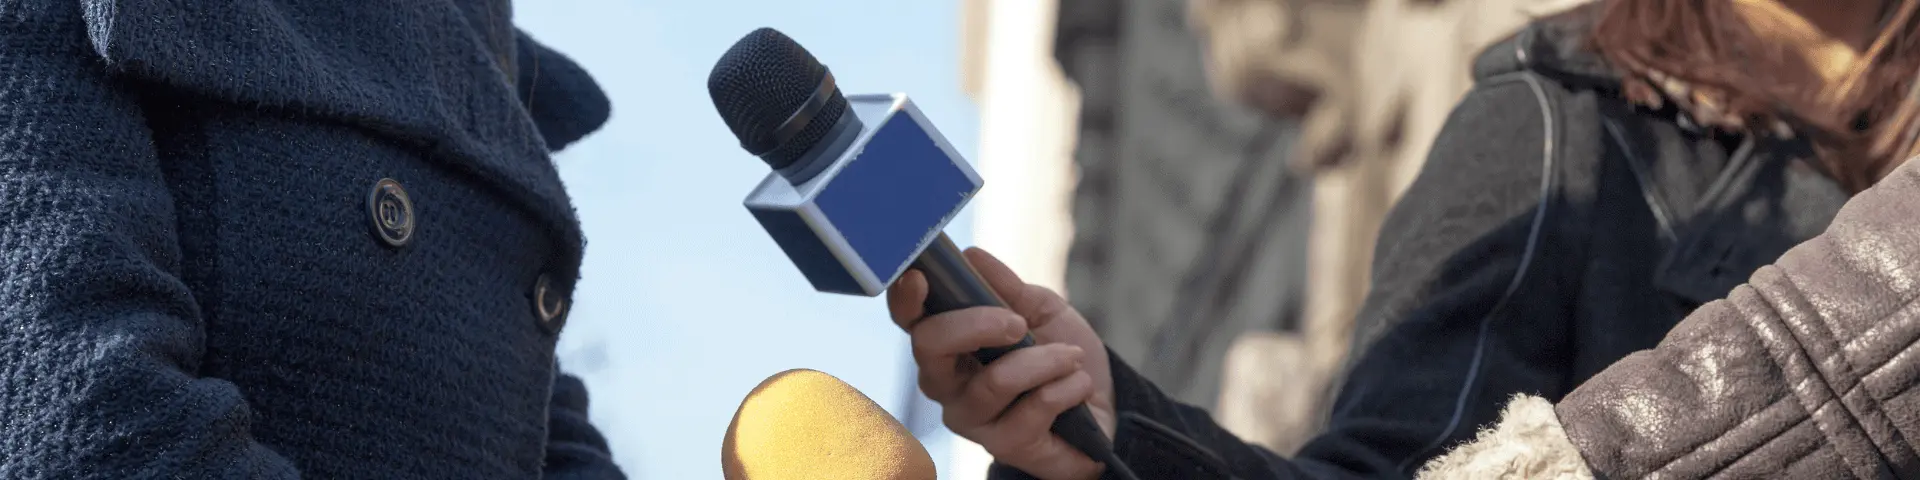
top-left (1428, 137), bottom-right (1920, 480)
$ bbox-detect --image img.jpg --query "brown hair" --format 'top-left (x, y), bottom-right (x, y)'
top-left (1589, 0), bottom-right (1920, 192)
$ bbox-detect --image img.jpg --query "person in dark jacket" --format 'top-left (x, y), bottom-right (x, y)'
top-left (0, 1), bottom-right (622, 479)
top-left (885, 0), bottom-right (1920, 478)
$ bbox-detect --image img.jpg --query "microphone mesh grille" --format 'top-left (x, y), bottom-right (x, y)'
top-left (707, 28), bottom-right (848, 170)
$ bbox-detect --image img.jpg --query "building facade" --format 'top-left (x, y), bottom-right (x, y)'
top-left (956, 0), bottom-right (1087, 476)
top-left (960, 0), bottom-right (1316, 473)
top-left (1051, 0), bottom-right (1314, 416)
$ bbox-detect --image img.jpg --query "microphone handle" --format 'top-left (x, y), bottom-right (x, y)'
top-left (911, 233), bottom-right (1140, 480)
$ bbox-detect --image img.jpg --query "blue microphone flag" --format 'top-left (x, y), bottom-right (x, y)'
top-left (743, 93), bottom-right (983, 297)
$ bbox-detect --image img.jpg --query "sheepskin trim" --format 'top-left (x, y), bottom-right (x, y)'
top-left (1416, 394), bottom-right (1595, 480)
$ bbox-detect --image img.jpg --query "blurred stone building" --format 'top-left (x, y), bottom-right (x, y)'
top-left (959, 0), bottom-right (1312, 476)
top-left (959, 0), bottom-right (1591, 473)
top-left (955, 0), bottom-right (1087, 476)
top-left (1052, 0), bottom-right (1315, 416)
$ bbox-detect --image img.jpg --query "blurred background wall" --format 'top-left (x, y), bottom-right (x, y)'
top-left (1052, 0), bottom-right (1313, 421)
top-left (955, 0), bottom-right (1081, 476)
top-left (960, 1), bottom-right (1314, 476)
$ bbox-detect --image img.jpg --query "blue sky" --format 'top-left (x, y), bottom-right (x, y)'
top-left (514, 1), bottom-right (980, 479)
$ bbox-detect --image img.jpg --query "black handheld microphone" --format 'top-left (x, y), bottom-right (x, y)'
top-left (706, 27), bottom-right (1136, 480)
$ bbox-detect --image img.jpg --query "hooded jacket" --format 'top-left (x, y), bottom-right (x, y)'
top-left (993, 5), bottom-right (1894, 479)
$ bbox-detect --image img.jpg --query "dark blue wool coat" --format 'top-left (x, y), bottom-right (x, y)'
top-left (0, 0), bottom-right (622, 478)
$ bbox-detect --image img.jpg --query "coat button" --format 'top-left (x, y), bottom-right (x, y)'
top-left (532, 274), bottom-right (569, 333)
top-left (368, 178), bottom-right (415, 247)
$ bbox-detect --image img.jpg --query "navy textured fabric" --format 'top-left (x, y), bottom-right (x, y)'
top-left (0, 0), bottom-right (621, 478)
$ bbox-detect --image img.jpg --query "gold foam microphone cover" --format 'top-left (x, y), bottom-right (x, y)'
top-left (722, 369), bottom-right (938, 480)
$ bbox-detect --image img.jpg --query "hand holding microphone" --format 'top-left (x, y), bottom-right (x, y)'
top-left (706, 27), bottom-right (1137, 479)
top-left (887, 248), bottom-right (1118, 480)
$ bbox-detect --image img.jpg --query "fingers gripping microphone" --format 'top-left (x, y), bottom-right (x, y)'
top-left (723, 369), bottom-right (937, 480)
top-left (707, 28), bottom-right (1136, 479)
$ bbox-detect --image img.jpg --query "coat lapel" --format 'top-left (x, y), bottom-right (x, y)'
top-left (78, 0), bottom-right (600, 285)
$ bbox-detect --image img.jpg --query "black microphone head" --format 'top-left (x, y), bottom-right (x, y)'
top-left (708, 28), bottom-right (850, 172)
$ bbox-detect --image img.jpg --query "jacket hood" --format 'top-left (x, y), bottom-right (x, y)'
top-left (1471, 4), bottom-right (1620, 90)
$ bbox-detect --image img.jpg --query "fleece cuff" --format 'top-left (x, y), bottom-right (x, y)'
top-left (1416, 394), bottom-right (1595, 480)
